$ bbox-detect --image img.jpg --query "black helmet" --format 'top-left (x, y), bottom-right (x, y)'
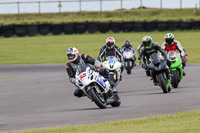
top-left (124, 40), bottom-right (131, 47)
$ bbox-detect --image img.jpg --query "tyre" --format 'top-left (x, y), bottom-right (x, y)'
top-left (88, 88), bottom-right (107, 109)
top-left (126, 60), bottom-right (131, 74)
top-left (110, 94), bottom-right (121, 107)
top-left (63, 23), bottom-right (74, 34)
top-left (158, 72), bottom-right (168, 93)
top-left (87, 22), bottom-right (98, 33)
top-left (109, 74), bottom-right (116, 83)
top-left (27, 24), bottom-right (38, 36)
top-left (15, 24), bottom-right (27, 37)
top-left (2, 25), bottom-right (14, 37)
top-left (99, 22), bottom-right (111, 33)
top-left (38, 24), bottom-right (51, 35)
top-left (171, 70), bottom-right (179, 88)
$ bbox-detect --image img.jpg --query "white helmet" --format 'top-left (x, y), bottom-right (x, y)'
top-left (66, 47), bottom-right (79, 63)
top-left (106, 37), bottom-right (115, 50)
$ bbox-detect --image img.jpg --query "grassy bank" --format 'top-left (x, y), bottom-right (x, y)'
top-left (0, 30), bottom-right (200, 65)
top-left (1, 9), bottom-right (200, 25)
top-left (8, 109), bottom-right (200, 133)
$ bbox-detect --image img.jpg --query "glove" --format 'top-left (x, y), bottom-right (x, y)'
top-left (69, 78), bottom-right (75, 84)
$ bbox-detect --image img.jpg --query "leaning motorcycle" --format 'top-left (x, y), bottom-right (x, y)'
top-left (122, 48), bottom-right (136, 74)
top-left (147, 53), bottom-right (171, 93)
top-left (167, 50), bottom-right (183, 88)
top-left (102, 56), bottom-right (122, 85)
top-left (75, 64), bottom-right (121, 109)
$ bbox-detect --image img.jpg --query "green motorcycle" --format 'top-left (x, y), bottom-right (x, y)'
top-left (167, 50), bottom-right (183, 88)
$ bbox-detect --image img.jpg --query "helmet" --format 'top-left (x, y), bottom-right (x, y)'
top-left (66, 47), bottom-right (79, 63)
top-left (124, 40), bottom-right (131, 47)
top-left (106, 37), bottom-right (115, 50)
top-left (142, 36), bottom-right (153, 48)
top-left (165, 33), bottom-right (174, 46)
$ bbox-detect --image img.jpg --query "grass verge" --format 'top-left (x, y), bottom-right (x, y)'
top-left (1, 9), bottom-right (200, 25)
top-left (0, 30), bottom-right (200, 65)
top-left (8, 109), bottom-right (200, 133)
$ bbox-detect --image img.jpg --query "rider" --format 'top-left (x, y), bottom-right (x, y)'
top-left (121, 40), bottom-right (136, 66)
top-left (139, 35), bottom-right (171, 79)
top-left (161, 33), bottom-right (186, 76)
top-left (97, 37), bottom-right (124, 81)
top-left (66, 47), bottom-right (115, 98)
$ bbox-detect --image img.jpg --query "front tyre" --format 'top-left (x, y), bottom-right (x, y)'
top-left (126, 60), bottom-right (132, 74)
top-left (88, 88), bottom-right (107, 109)
top-left (158, 73), bottom-right (168, 93)
top-left (110, 93), bottom-right (121, 107)
top-left (171, 70), bottom-right (179, 88)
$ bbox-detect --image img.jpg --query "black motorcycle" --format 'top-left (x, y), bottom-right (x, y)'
top-left (147, 53), bottom-right (171, 93)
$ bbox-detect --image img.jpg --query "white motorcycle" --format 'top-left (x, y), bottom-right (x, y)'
top-left (122, 48), bottom-right (136, 74)
top-left (102, 56), bottom-right (122, 85)
top-left (75, 64), bottom-right (121, 109)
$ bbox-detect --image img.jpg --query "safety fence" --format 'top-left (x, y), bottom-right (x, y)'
top-left (0, 20), bottom-right (200, 37)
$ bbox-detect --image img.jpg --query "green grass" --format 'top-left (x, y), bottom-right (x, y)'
top-left (0, 30), bottom-right (199, 65)
top-left (8, 109), bottom-right (200, 133)
top-left (1, 9), bottom-right (200, 25)
top-left (0, 76), bottom-right (19, 79)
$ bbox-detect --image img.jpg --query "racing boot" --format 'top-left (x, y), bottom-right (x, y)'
top-left (74, 87), bottom-right (85, 98)
top-left (108, 80), bottom-right (118, 93)
top-left (183, 71), bottom-right (186, 76)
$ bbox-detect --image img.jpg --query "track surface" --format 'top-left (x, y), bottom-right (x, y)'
top-left (0, 64), bottom-right (200, 132)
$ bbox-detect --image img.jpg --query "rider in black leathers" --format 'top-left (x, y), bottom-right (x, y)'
top-left (139, 36), bottom-right (171, 78)
top-left (66, 47), bottom-right (114, 97)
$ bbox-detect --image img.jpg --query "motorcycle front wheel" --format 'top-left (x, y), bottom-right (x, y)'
top-left (158, 72), bottom-right (168, 93)
top-left (171, 70), bottom-right (179, 88)
top-left (88, 88), bottom-right (107, 109)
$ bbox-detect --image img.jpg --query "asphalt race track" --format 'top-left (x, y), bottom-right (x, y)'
top-left (0, 64), bottom-right (200, 132)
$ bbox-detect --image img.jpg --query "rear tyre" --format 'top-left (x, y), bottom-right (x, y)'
top-left (88, 88), bottom-right (107, 109)
top-left (171, 70), bottom-right (179, 88)
top-left (158, 73), bottom-right (168, 93)
top-left (110, 94), bottom-right (121, 107)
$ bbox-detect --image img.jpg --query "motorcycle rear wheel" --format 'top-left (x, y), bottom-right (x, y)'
top-left (88, 88), bottom-right (107, 109)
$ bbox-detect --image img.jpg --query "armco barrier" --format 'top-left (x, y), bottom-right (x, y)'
top-left (38, 24), bottom-right (51, 35)
top-left (27, 24), bottom-right (38, 36)
top-left (122, 22), bottom-right (134, 32)
top-left (87, 22), bottom-right (99, 33)
top-left (51, 24), bottom-right (63, 35)
top-left (75, 22), bottom-right (87, 34)
top-left (111, 22), bottom-right (122, 33)
top-left (99, 22), bottom-right (111, 33)
top-left (2, 25), bottom-right (14, 37)
top-left (157, 21), bottom-right (168, 31)
top-left (15, 24), bottom-right (27, 37)
top-left (0, 20), bottom-right (199, 38)
top-left (63, 23), bottom-right (74, 34)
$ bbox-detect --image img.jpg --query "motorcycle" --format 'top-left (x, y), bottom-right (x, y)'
top-left (122, 48), bottom-right (136, 74)
top-left (75, 64), bottom-right (121, 109)
top-left (147, 53), bottom-right (171, 93)
top-left (102, 56), bottom-right (122, 85)
top-left (167, 50), bottom-right (183, 88)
